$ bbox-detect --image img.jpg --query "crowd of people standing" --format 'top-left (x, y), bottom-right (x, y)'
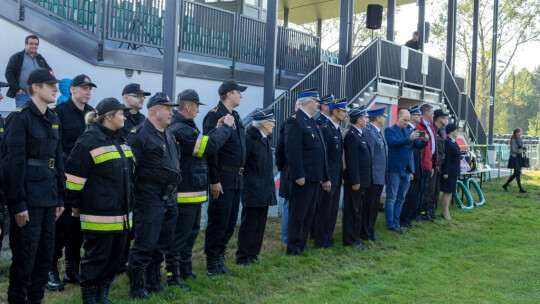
top-left (0, 34), bottom-right (527, 304)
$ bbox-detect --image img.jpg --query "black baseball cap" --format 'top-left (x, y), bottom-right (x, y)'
top-left (0, 81), bottom-right (9, 88)
top-left (413, 31), bottom-right (419, 36)
top-left (122, 83), bottom-right (151, 96)
top-left (71, 74), bottom-right (97, 88)
top-left (446, 123), bottom-right (458, 134)
top-left (178, 89), bottom-right (206, 105)
top-left (147, 92), bottom-right (179, 109)
top-left (218, 81), bottom-right (247, 96)
top-left (26, 68), bottom-right (62, 86)
top-left (96, 97), bottom-right (131, 115)
top-left (434, 109), bottom-right (449, 119)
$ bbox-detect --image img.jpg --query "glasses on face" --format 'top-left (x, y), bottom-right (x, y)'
top-left (127, 94), bottom-right (145, 99)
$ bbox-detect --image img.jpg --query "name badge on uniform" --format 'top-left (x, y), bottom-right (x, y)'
top-left (52, 125), bottom-right (59, 129)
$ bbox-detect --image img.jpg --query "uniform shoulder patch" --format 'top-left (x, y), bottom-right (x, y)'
top-left (52, 124), bottom-right (59, 129)
top-left (14, 108), bottom-right (23, 112)
top-left (211, 107), bottom-right (218, 113)
top-left (292, 114), bottom-right (296, 118)
top-left (130, 128), bottom-right (137, 133)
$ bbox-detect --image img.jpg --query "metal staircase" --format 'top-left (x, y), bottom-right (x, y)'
top-left (266, 38), bottom-right (487, 147)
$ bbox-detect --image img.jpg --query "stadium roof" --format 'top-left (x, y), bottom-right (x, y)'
top-left (278, 0), bottom-right (416, 25)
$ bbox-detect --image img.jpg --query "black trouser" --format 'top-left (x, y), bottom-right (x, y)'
top-left (204, 189), bottom-right (241, 258)
top-left (8, 206), bottom-right (55, 304)
top-left (81, 231), bottom-right (128, 285)
top-left (342, 184), bottom-right (365, 246)
top-left (121, 228), bottom-right (135, 269)
top-left (422, 169), bottom-right (439, 213)
top-left (53, 204), bottom-right (83, 264)
top-left (432, 170), bottom-right (442, 210)
top-left (505, 168), bottom-right (523, 189)
top-left (360, 184), bottom-right (383, 240)
top-left (287, 182), bottom-right (320, 254)
top-left (129, 203), bottom-right (177, 269)
top-left (166, 203), bottom-right (202, 264)
top-left (314, 185), bottom-right (341, 248)
top-left (401, 178), bottom-right (422, 225)
top-left (236, 206), bottom-right (269, 263)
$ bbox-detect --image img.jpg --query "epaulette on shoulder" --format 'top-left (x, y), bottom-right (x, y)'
top-left (210, 107), bottom-right (218, 113)
top-left (130, 128), bottom-right (137, 133)
top-left (13, 108), bottom-right (23, 113)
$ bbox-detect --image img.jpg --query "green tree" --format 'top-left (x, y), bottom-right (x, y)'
top-left (430, 0), bottom-right (540, 132)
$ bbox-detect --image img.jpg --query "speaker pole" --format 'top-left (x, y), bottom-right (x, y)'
top-left (339, 0), bottom-right (353, 64)
top-left (386, 0), bottom-right (396, 41)
top-left (417, 0), bottom-right (426, 52)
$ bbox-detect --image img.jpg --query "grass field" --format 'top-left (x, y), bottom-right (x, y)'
top-left (1, 171), bottom-right (539, 303)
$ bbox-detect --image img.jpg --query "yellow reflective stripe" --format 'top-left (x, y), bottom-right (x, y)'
top-left (123, 150), bottom-right (134, 158)
top-left (80, 213), bottom-right (132, 224)
top-left (177, 191), bottom-right (208, 203)
top-left (192, 135), bottom-right (203, 157)
top-left (90, 145), bottom-right (118, 158)
top-left (197, 136), bottom-right (209, 157)
top-left (66, 181), bottom-right (84, 191)
top-left (121, 144), bottom-right (134, 158)
top-left (65, 174), bottom-right (87, 191)
top-left (81, 219), bottom-right (133, 231)
top-left (93, 151), bottom-right (121, 164)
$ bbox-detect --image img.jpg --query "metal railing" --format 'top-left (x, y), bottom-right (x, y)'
top-left (379, 40), bottom-right (401, 81)
top-left (404, 49), bottom-right (423, 86)
top-left (181, 0), bottom-right (235, 58)
top-left (426, 56), bottom-right (443, 90)
top-left (23, 0), bottom-right (102, 36)
top-left (344, 39), bottom-right (378, 103)
top-left (443, 64), bottom-right (461, 119)
top-left (20, 0), bottom-right (320, 73)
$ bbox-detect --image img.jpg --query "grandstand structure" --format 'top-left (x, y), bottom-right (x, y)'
top-left (0, 0), bottom-right (486, 148)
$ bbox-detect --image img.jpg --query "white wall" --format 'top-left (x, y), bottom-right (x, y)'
top-left (0, 19), bottom-right (284, 128)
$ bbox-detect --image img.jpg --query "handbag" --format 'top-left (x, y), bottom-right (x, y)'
top-left (520, 153), bottom-right (530, 168)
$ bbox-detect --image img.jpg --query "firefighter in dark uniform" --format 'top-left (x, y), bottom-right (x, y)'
top-left (120, 83), bottom-right (150, 137)
top-left (314, 99), bottom-right (348, 249)
top-left (65, 97), bottom-right (134, 304)
top-left (48, 74), bottom-right (97, 290)
top-left (1, 68), bottom-right (66, 304)
top-left (343, 107), bottom-right (372, 249)
top-left (361, 106), bottom-right (388, 242)
top-left (236, 108), bottom-right (277, 266)
top-left (203, 81), bottom-right (247, 276)
top-left (0, 80), bottom-right (8, 250)
top-left (284, 88), bottom-right (330, 256)
top-left (118, 83), bottom-right (150, 273)
top-left (165, 89), bottom-right (233, 286)
top-left (315, 94), bottom-right (333, 126)
top-left (127, 93), bottom-right (180, 300)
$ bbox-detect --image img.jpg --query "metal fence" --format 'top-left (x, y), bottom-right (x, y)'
top-left (24, 0), bottom-right (102, 35)
top-left (404, 49), bottom-right (423, 86)
top-left (379, 40), bottom-right (401, 81)
top-left (180, 0), bottom-right (235, 58)
top-left (344, 39), bottom-right (378, 102)
top-left (426, 56), bottom-right (443, 90)
top-left (443, 65), bottom-right (461, 118)
top-left (21, 0), bottom-right (320, 74)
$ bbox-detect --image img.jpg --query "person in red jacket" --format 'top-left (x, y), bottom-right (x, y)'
top-left (415, 104), bottom-right (440, 222)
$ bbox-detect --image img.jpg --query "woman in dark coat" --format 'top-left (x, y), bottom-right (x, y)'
top-left (503, 128), bottom-right (527, 193)
top-left (236, 108), bottom-right (277, 266)
top-left (440, 124), bottom-right (461, 220)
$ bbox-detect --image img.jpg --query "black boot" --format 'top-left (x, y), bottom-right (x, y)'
top-left (128, 267), bottom-right (149, 300)
top-left (179, 259), bottom-right (197, 280)
top-left (96, 280), bottom-right (113, 304)
top-left (218, 253), bottom-right (230, 274)
top-left (145, 264), bottom-right (165, 294)
top-left (166, 262), bottom-right (190, 290)
top-left (429, 208), bottom-right (441, 221)
top-left (81, 284), bottom-right (97, 304)
top-left (206, 255), bottom-right (222, 276)
top-left (46, 261), bottom-right (65, 291)
top-left (420, 210), bottom-right (434, 222)
top-left (64, 260), bottom-right (82, 285)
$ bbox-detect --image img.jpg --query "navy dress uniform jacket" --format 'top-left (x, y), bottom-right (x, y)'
top-left (315, 113), bottom-right (329, 127)
top-left (275, 124), bottom-right (291, 200)
top-left (442, 137), bottom-right (461, 178)
top-left (53, 98), bottom-right (95, 157)
top-left (241, 126), bottom-right (277, 207)
top-left (1, 100), bottom-right (66, 214)
top-left (320, 120), bottom-right (343, 185)
top-left (284, 109), bottom-right (329, 183)
top-left (363, 124), bottom-right (387, 186)
top-left (203, 102), bottom-right (246, 190)
top-left (343, 126), bottom-right (372, 188)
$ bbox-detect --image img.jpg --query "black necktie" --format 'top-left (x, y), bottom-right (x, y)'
top-left (402, 128), bottom-right (406, 137)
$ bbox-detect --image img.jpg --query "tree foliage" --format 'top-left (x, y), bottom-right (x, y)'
top-left (430, 0), bottom-right (540, 132)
